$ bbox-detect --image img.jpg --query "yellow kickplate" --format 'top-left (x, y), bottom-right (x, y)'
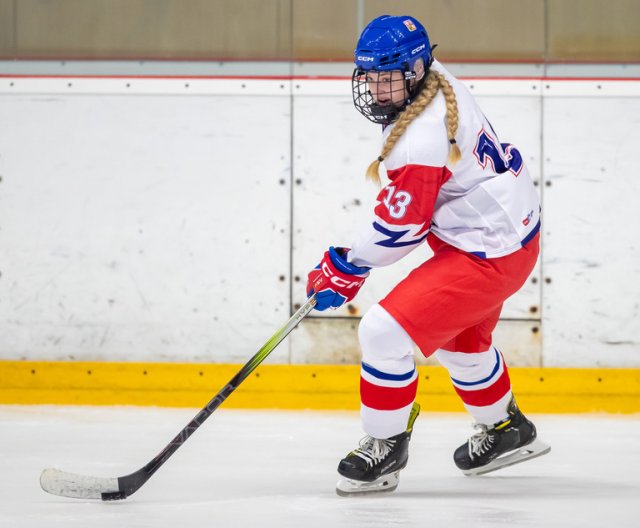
top-left (0, 361), bottom-right (638, 413)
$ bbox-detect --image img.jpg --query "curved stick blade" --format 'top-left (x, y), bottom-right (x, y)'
top-left (40, 468), bottom-right (119, 500)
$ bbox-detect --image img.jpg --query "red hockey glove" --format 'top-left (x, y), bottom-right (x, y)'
top-left (306, 247), bottom-right (370, 311)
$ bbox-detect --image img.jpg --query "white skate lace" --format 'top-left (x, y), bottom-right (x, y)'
top-left (468, 424), bottom-right (495, 460)
top-left (353, 436), bottom-right (396, 467)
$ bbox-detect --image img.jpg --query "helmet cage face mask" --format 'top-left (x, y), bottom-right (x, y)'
top-left (352, 63), bottom-right (426, 126)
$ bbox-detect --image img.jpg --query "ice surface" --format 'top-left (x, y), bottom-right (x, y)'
top-left (0, 405), bottom-right (638, 528)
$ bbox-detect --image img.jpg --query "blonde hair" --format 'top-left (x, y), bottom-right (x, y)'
top-left (366, 70), bottom-right (462, 185)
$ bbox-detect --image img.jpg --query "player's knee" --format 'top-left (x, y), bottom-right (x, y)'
top-left (358, 304), bottom-right (414, 364)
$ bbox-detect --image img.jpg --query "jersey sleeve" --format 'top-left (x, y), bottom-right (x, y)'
top-left (347, 163), bottom-right (452, 268)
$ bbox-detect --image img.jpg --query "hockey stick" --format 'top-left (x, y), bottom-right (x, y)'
top-left (40, 294), bottom-right (317, 501)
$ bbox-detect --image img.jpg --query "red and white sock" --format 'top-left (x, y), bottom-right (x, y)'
top-left (358, 304), bottom-right (418, 439)
top-left (435, 346), bottom-right (512, 425)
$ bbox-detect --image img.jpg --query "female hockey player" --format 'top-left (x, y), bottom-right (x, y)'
top-left (306, 15), bottom-right (550, 496)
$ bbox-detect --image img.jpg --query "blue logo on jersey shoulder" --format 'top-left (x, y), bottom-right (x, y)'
top-left (372, 222), bottom-right (427, 248)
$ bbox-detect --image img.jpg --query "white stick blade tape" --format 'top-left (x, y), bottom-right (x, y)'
top-left (40, 468), bottom-right (119, 499)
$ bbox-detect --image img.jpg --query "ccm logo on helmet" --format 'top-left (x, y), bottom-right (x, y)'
top-left (411, 44), bottom-right (426, 55)
top-left (357, 55), bottom-right (375, 62)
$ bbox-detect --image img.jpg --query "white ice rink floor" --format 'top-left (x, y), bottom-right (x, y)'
top-left (1, 405), bottom-right (638, 528)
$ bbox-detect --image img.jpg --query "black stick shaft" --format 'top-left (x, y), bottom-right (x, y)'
top-left (105, 296), bottom-right (317, 500)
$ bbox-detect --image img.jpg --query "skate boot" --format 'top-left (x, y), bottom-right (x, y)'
top-left (454, 396), bottom-right (550, 476)
top-left (336, 402), bottom-right (420, 496)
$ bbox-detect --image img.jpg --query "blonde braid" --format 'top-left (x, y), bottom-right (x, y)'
top-left (366, 70), bottom-right (461, 185)
top-left (435, 71), bottom-right (462, 164)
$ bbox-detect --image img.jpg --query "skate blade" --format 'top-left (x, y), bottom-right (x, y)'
top-left (463, 438), bottom-right (551, 476)
top-left (336, 471), bottom-right (400, 497)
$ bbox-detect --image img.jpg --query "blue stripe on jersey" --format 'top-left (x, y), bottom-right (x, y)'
top-left (450, 347), bottom-right (501, 386)
top-left (372, 221), bottom-right (428, 248)
top-left (521, 219), bottom-right (541, 247)
top-left (469, 219), bottom-right (540, 259)
top-left (362, 361), bottom-right (415, 382)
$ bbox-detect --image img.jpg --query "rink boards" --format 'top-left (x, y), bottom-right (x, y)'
top-left (0, 74), bottom-right (639, 414)
top-left (1, 75), bottom-right (639, 369)
top-left (0, 361), bottom-right (638, 413)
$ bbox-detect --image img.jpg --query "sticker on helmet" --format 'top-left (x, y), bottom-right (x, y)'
top-left (403, 19), bottom-right (417, 31)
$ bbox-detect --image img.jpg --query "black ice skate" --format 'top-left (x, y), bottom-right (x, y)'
top-left (336, 402), bottom-right (420, 496)
top-left (454, 396), bottom-right (550, 476)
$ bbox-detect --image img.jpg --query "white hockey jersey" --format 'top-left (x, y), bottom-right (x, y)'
top-left (348, 60), bottom-right (541, 268)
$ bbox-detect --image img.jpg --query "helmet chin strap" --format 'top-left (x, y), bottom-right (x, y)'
top-left (403, 64), bottom-right (428, 107)
top-left (369, 103), bottom-right (401, 123)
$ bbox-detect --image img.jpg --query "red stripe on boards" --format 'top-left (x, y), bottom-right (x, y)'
top-left (360, 376), bottom-right (419, 411)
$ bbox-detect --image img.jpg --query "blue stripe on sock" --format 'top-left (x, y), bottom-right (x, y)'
top-left (361, 362), bottom-right (415, 382)
top-left (450, 347), bottom-right (501, 387)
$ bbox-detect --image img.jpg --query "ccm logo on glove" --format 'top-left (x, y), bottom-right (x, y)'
top-left (306, 247), bottom-right (370, 311)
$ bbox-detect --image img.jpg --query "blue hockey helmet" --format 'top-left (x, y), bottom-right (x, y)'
top-left (352, 15), bottom-right (433, 125)
top-left (354, 15), bottom-right (432, 73)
